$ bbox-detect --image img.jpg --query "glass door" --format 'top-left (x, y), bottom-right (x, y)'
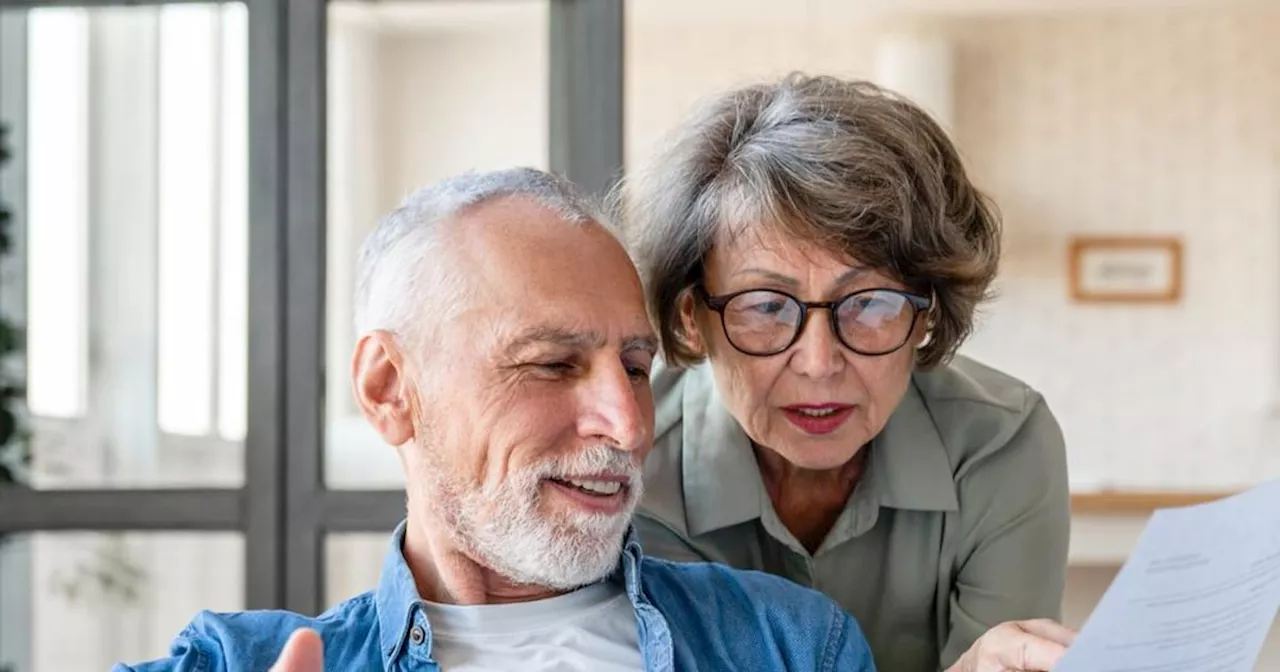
top-left (0, 1), bottom-right (285, 669)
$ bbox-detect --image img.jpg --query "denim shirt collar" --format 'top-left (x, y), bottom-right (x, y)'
top-left (374, 520), bottom-right (665, 669)
top-left (375, 520), bottom-right (423, 666)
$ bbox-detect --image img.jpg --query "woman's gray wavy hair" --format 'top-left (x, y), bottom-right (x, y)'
top-left (614, 72), bottom-right (1000, 369)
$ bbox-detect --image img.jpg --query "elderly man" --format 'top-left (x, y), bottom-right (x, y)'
top-left (114, 168), bottom-right (875, 672)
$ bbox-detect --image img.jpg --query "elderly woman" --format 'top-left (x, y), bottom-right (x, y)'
top-left (619, 74), bottom-right (1074, 672)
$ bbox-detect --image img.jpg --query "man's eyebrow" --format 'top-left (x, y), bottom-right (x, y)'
top-left (505, 326), bottom-right (605, 353)
top-left (504, 326), bottom-right (656, 356)
top-left (622, 334), bottom-right (659, 356)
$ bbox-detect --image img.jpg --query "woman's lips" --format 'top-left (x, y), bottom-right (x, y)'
top-left (780, 403), bottom-right (855, 435)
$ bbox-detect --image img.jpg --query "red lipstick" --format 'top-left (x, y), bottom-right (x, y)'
top-left (781, 403), bottom-right (854, 435)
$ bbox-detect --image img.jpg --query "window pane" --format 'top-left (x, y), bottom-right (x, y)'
top-left (325, 532), bottom-right (385, 609)
top-left (26, 8), bottom-right (89, 420)
top-left (323, 0), bottom-right (549, 488)
top-left (5, 4), bottom-right (249, 488)
top-left (0, 531), bottom-right (244, 672)
top-left (217, 2), bottom-right (249, 442)
top-left (157, 4), bottom-right (219, 437)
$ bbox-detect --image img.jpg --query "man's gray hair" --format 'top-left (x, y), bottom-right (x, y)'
top-left (354, 167), bottom-right (604, 344)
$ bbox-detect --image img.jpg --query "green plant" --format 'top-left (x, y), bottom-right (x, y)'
top-left (0, 120), bottom-right (28, 672)
top-left (0, 121), bottom-right (25, 487)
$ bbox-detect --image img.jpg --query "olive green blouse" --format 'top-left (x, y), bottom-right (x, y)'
top-left (635, 355), bottom-right (1070, 672)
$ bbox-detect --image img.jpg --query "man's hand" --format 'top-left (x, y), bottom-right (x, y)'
top-left (268, 628), bottom-right (324, 672)
top-left (945, 619), bottom-right (1076, 672)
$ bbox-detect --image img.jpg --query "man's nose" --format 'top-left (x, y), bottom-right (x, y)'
top-left (577, 364), bottom-right (650, 454)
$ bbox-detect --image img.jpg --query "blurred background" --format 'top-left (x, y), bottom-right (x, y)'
top-left (0, 0), bottom-right (1278, 668)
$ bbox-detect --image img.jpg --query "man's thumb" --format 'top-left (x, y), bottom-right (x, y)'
top-left (269, 628), bottom-right (324, 672)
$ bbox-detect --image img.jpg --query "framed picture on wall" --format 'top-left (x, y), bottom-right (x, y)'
top-left (1068, 236), bottom-right (1183, 303)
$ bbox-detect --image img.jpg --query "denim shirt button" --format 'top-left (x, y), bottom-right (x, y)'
top-left (409, 626), bottom-right (425, 645)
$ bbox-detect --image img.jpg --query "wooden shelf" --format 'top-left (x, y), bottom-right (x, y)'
top-left (1070, 490), bottom-right (1236, 515)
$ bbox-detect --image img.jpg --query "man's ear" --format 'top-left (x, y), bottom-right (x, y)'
top-left (351, 330), bottom-right (416, 447)
top-left (676, 289), bottom-right (706, 356)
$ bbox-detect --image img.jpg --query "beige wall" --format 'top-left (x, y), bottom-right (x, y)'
top-left (950, 10), bottom-right (1280, 491)
top-left (626, 5), bottom-right (1280, 492)
top-left (623, 5), bottom-right (1280, 663)
top-left (374, 20), bottom-right (547, 203)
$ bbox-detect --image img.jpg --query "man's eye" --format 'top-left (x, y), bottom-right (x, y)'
top-left (626, 365), bottom-right (650, 380)
top-left (537, 362), bottom-right (574, 373)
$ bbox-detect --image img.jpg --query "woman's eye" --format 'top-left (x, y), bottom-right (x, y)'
top-left (748, 301), bottom-right (786, 314)
top-left (853, 297), bottom-right (884, 311)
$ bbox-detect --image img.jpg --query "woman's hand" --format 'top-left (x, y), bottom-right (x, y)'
top-left (945, 619), bottom-right (1076, 672)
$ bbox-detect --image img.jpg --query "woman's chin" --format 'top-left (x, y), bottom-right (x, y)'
top-left (766, 440), bottom-right (866, 473)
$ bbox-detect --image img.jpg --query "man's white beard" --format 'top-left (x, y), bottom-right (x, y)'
top-left (422, 444), bottom-right (643, 591)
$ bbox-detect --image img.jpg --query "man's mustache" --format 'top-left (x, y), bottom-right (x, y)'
top-left (530, 445), bottom-right (643, 481)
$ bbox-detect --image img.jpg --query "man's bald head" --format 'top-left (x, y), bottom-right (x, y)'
top-left (353, 168), bottom-right (611, 347)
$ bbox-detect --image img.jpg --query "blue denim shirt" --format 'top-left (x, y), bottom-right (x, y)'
top-left (114, 521), bottom-right (875, 671)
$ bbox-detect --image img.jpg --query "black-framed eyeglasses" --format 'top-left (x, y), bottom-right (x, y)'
top-left (696, 286), bottom-right (933, 357)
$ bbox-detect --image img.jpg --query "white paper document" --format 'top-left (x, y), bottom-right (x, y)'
top-left (1055, 479), bottom-right (1280, 672)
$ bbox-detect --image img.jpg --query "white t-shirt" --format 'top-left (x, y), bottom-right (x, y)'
top-left (423, 581), bottom-right (645, 671)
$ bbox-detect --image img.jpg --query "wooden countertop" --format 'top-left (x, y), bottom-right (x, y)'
top-left (1070, 490), bottom-right (1237, 515)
